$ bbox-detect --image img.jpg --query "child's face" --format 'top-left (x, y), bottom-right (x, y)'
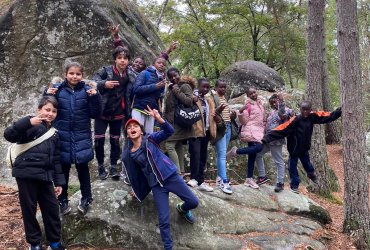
top-left (199, 81), bottom-right (210, 96)
top-left (216, 82), bottom-right (227, 96)
top-left (300, 104), bottom-right (312, 118)
top-left (126, 122), bottom-right (142, 139)
top-left (168, 71), bottom-right (180, 84)
top-left (247, 88), bottom-right (258, 101)
top-left (38, 102), bottom-right (57, 124)
top-left (66, 66), bottom-right (83, 86)
top-left (132, 58), bottom-right (146, 72)
top-left (153, 58), bottom-right (166, 73)
top-left (115, 54), bottom-right (129, 71)
top-left (269, 98), bottom-right (278, 109)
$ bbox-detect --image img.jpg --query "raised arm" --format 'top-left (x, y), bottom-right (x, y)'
top-left (145, 106), bottom-right (174, 143)
top-left (262, 116), bottom-right (297, 144)
top-left (311, 107), bottom-right (342, 124)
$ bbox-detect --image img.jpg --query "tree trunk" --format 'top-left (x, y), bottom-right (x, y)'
top-left (306, 0), bottom-right (338, 195)
top-left (337, 0), bottom-right (370, 249)
top-left (156, 0), bottom-right (169, 29)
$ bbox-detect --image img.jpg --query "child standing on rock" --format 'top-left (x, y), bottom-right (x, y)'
top-left (255, 94), bottom-right (294, 192)
top-left (227, 87), bottom-right (265, 189)
top-left (45, 62), bottom-right (101, 215)
top-left (4, 96), bottom-right (66, 250)
top-left (262, 101), bottom-right (341, 193)
top-left (122, 106), bottom-right (198, 250)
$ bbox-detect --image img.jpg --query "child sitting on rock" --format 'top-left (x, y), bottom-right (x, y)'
top-left (262, 101), bottom-right (341, 193)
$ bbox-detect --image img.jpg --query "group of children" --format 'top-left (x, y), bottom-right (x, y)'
top-left (4, 24), bottom-right (342, 250)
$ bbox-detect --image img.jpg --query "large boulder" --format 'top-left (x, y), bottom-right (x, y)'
top-left (57, 180), bottom-right (330, 249)
top-left (220, 60), bottom-right (285, 98)
top-left (0, 0), bottom-right (164, 184)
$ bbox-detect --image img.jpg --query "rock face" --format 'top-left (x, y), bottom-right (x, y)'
top-left (59, 180), bottom-right (330, 249)
top-left (0, 0), bottom-right (164, 182)
top-left (220, 60), bottom-right (285, 98)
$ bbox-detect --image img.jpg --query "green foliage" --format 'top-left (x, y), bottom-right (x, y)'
top-left (68, 184), bottom-right (80, 197)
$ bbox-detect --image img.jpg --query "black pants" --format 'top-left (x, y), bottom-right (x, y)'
top-left (59, 162), bottom-right (92, 201)
top-left (16, 178), bottom-right (61, 245)
top-left (188, 131), bottom-right (210, 185)
top-left (94, 118), bottom-right (123, 166)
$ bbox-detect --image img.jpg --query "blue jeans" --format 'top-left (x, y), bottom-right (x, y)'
top-left (215, 123), bottom-right (231, 180)
top-left (152, 174), bottom-right (199, 250)
top-left (288, 151), bottom-right (315, 188)
top-left (236, 142), bottom-right (263, 178)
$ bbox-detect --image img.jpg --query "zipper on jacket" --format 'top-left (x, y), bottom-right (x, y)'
top-left (146, 140), bottom-right (163, 187)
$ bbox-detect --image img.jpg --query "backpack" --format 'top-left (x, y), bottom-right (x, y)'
top-left (6, 127), bottom-right (57, 168)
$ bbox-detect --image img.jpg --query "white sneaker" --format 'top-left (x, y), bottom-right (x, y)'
top-left (216, 176), bottom-right (222, 188)
top-left (187, 179), bottom-right (198, 188)
top-left (197, 182), bottom-right (214, 192)
top-left (220, 179), bottom-right (233, 194)
top-left (244, 178), bottom-right (259, 189)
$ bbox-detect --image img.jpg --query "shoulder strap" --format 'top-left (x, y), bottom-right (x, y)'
top-left (8, 127), bottom-right (57, 167)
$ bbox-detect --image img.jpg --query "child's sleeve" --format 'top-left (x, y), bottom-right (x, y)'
top-left (3, 117), bottom-right (32, 143)
top-left (132, 71), bottom-right (158, 95)
top-left (149, 121), bottom-right (174, 144)
top-left (171, 84), bottom-right (193, 107)
top-left (88, 93), bottom-right (102, 119)
top-left (262, 116), bottom-right (296, 144)
top-left (52, 135), bottom-right (66, 186)
top-left (113, 36), bottom-right (125, 48)
top-left (92, 67), bottom-right (108, 94)
top-left (312, 107), bottom-right (342, 124)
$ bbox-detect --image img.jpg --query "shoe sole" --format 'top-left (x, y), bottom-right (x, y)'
top-left (77, 205), bottom-right (88, 215)
top-left (99, 175), bottom-right (108, 180)
top-left (274, 188), bottom-right (283, 193)
top-left (291, 189), bottom-right (299, 194)
top-left (111, 174), bottom-right (120, 180)
top-left (197, 188), bottom-right (214, 192)
top-left (245, 183), bottom-right (259, 189)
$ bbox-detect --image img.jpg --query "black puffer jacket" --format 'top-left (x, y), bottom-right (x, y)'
top-left (4, 116), bottom-right (65, 186)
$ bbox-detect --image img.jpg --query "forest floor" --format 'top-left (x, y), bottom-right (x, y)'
top-left (0, 144), bottom-right (368, 249)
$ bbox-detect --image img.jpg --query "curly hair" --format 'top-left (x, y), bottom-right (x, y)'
top-left (179, 75), bottom-right (197, 89)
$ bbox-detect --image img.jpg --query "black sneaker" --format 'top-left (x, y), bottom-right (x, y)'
top-left (291, 187), bottom-right (299, 194)
top-left (98, 165), bottom-right (108, 180)
top-left (29, 244), bottom-right (43, 250)
top-left (256, 176), bottom-right (270, 185)
top-left (109, 165), bottom-right (120, 180)
top-left (77, 198), bottom-right (92, 215)
top-left (59, 199), bottom-right (71, 216)
top-left (274, 182), bottom-right (284, 193)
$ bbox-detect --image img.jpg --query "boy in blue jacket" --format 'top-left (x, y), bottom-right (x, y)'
top-left (122, 105), bottom-right (198, 250)
top-left (262, 101), bottom-right (341, 193)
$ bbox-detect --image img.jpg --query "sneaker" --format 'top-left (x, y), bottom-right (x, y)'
top-left (216, 176), bottom-right (222, 188)
top-left (109, 165), bottom-right (120, 180)
top-left (220, 179), bottom-right (233, 194)
top-left (29, 244), bottom-right (43, 250)
top-left (187, 179), bottom-right (198, 188)
top-left (47, 242), bottom-right (66, 250)
top-left (176, 202), bottom-right (196, 224)
top-left (77, 198), bottom-right (92, 215)
top-left (226, 146), bottom-right (238, 159)
top-left (256, 176), bottom-right (270, 185)
top-left (274, 182), bottom-right (284, 193)
top-left (308, 174), bottom-right (318, 184)
top-left (197, 182), bottom-right (214, 192)
top-left (59, 199), bottom-right (71, 216)
top-left (291, 187), bottom-right (299, 194)
top-left (244, 178), bottom-right (259, 189)
top-left (98, 165), bottom-right (108, 180)
top-left (120, 171), bottom-right (131, 185)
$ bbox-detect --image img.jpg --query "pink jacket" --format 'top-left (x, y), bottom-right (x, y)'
top-left (238, 98), bottom-right (265, 143)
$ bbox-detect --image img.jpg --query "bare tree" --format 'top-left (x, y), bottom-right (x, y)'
top-left (337, 0), bottom-right (370, 249)
top-left (156, 0), bottom-right (169, 28)
top-left (306, 0), bottom-right (338, 195)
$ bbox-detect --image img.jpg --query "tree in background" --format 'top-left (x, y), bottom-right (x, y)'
top-left (337, 0), bottom-right (370, 248)
top-left (305, 0), bottom-right (339, 195)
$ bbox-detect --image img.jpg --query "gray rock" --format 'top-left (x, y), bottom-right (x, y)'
top-left (0, 0), bottom-right (164, 182)
top-left (59, 179), bottom-right (329, 249)
top-left (220, 60), bottom-right (285, 98)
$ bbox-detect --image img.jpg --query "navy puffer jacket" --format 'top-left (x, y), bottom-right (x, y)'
top-left (48, 80), bottom-right (102, 164)
top-left (132, 67), bottom-right (165, 111)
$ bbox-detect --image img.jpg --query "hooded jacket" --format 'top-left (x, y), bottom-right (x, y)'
top-left (121, 121), bottom-right (177, 201)
top-left (238, 97), bottom-right (265, 143)
top-left (4, 116), bottom-right (65, 186)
